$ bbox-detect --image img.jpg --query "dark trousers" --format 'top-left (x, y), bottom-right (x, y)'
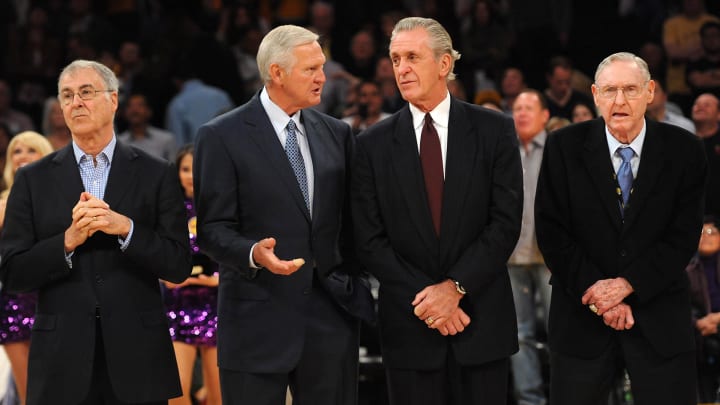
top-left (219, 285), bottom-right (359, 405)
top-left (79, 320), bottom-right (167, 405)
top-left (550, 330), bottom-right (696, 405)
top-left (385, 349), bottom-right (510, 405)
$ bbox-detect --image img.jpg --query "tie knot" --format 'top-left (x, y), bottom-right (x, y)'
top-left (287, 119), bottom-right (297, 131)
top-left (617, 147), bottom-right (634, 163)
top-left (424, 113), bottom-right (433, 126)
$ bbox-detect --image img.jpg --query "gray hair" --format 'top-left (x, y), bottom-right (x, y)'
top-left (390, 17), bottom-right (461, 81)
top-left (257, 25), bottom-right (319, 84)
top-left (594, 52), bottom-right (651, 84)
top-left (57, 60), bottom-right (119, 106)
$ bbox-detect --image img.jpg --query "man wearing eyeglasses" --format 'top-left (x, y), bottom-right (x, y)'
top-left (0, 59), bottom-right (192, 404)
top-left (535, 52), bottom-right (706, 404)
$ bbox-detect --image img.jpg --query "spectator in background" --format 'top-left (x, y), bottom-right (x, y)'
top-left (543, 56), bottom-right (594, 121)
top-left (0, 131), bottom-right (53, 405)
top-left (662, 0), bottom-right (719, 110)
top-left (166, 64), bottom-right (233, 147)
top-left (375, 56), bottom-right (403, 113)
top-left (638, 40), bottom-right (667, 85)
top-left (570, 101), bottom-right (596, 123)
top-left (686, 21), bottom-right (720, 101)
top-left (474, 89), bottom-right (503, 110)
top-left (459, 0), bottom-right (512, 94)
top-left (346, 29), bottom-right (379, 81)
top-left (0, 80), bottom-right (34, 135)
top-left (509, 89), bottom-right (551, 405)
top-left (546, 116), bottom-right (571, 132)
top-left (342, 80), bottom-right (391, 135)
top-left (500, 67), bottom-right (527, 114)
top-left (692, 93), bottom-right (720, 220)
top-left (118, 93), bottom-right (177, 161)
top-left (646, 79), bottom-right (696, 133)
top-left (686, 216), bottom-right (720, 402)
top-left (41, 97), bottom-right (71, 150)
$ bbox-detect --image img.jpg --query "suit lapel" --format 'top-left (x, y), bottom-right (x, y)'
top-left (622, 122), bottom-right (665, 228)
top-left (50, 145), bottom-right (85, 213)
top-left (303, 110), bottom-right (329, 225)
top-left (245, 97), bottom-right (311, 222)
top-left (104, 141), bottom-right (139, 209)
top-left (439, 100), bottom-right (475, 246)
top-left (391, 107), bottom-right (437, 251)
top-left (583, 120), bottom-right (623, 231)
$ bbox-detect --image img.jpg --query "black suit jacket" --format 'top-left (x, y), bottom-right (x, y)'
top-left (351, 98), bottom-right (523, 369)
top-left (535, 118), bottom-right (706, 359)
top-left (193, 94), bottom-right (373, 373)
top-left (0, 141), bottom-right (192, 404)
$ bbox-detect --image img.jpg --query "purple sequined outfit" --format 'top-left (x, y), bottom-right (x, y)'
top-left (165, 198), bottom-right (219, 346)
top-left (0, 291), bottom-right (36, 344)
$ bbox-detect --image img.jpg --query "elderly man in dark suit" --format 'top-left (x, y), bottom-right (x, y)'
top-left (193, 24), bottom-right (373, 405)
top-left (0, 60), bottom-right (192, 404)
top-left (535, 52), bottom-right (706, 404)
top-left (352, 17), bottom-right (523, 405)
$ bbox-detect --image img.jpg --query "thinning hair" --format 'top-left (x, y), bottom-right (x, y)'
top-left (391, 17), bottom-right (461, 81)
top-left (256, 25), bottom-right (319, 84)
top-left (57, 60), bottom-right (119, 95)
top-left (594, 52), bottom-right (651, 84)
top-left (2, 131), bottom-right (53, 198)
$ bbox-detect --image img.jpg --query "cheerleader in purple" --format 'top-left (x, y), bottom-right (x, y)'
top-left (0, 131), bottom-right (54, 405)
top-left (162, 145), bottom-right (221, 405)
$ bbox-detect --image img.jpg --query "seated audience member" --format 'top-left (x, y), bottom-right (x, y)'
top-left (686, 216), bottom-right (720, 402)
top-left (499, 67), bottom-right (526, 113)
top-left (693, 93), bottom-right (720, 220)
top-left (342, 80), bottom-right (391, 134)
top-left (546, 116), bottom-right (571, 132)
top-left (646, 79), bottom-right (696, 133)
top-left (543, 56), bottom-right (594, 120)
top-left (118, 93), bottom-right (177, 161)
top-left (571, 101), bottom-right (597, 123)
top-left (686, 21), bottom-right (720, 101)
top-left (41, 97), bottom-right (71, 150)
top-left (0, 80), bottom-right (34, 135)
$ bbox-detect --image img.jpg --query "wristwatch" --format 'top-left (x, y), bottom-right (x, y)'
top-left (451, 278), bottom-right (467, 295)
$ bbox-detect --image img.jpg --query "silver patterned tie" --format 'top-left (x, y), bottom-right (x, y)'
top-left (616, 146), bottom-right (634, 215)
top-left (285, 119), bottom-right (309, 210)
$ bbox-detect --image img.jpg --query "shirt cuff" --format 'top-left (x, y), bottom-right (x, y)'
top-left (118, 219), bottom-right (134, 252)
top-left (65, 250), bottom-right (74, 269)
top-left (249, 243), bottom-right (261, 269)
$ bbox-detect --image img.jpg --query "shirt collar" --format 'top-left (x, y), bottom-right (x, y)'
top-left (409, 91), bottom-right (451, 132)
top-left (605, 119), bottom-right (646, 158)
top-left (73, 135), bottom-right (117, 164)
top-left (260, 87), bottom-right (303, 136)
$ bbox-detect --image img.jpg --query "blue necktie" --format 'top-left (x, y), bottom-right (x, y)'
top-left (285, 120), bottom-right (310, 210)
top-left (616, 147), bottom-right (634, 213)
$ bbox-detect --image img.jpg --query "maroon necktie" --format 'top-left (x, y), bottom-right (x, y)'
top-left (420, 113), bottom-right (443, 236)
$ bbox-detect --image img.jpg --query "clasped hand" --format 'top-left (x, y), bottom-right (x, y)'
top-left (64, 192), bottom-right (132, 252)
top-left (582, 277), bottom-right (635, 330)
top-left (412, 280), bottom-right (471, 336)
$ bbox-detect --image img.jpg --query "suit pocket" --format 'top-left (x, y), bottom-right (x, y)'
top-left (32, 314), bottom-right (57, 331)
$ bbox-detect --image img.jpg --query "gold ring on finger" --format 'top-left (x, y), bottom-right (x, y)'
top-left (589, 304), bottom-right (598, 314)
top-left (426, 316), bottom-right (434, 325)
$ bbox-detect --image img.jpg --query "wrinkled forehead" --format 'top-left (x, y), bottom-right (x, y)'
top-left (596, 61), bottom-right (646, 86)
top-left (59, 68), bottom-right (103, 91)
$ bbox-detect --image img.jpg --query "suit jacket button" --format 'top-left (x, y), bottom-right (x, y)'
top-left (95, 275), bottom-right (103, 283)
top-left (303, 288), bottom-right (311, 295)
top-left (620, 250), bottom-right (627, 257)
